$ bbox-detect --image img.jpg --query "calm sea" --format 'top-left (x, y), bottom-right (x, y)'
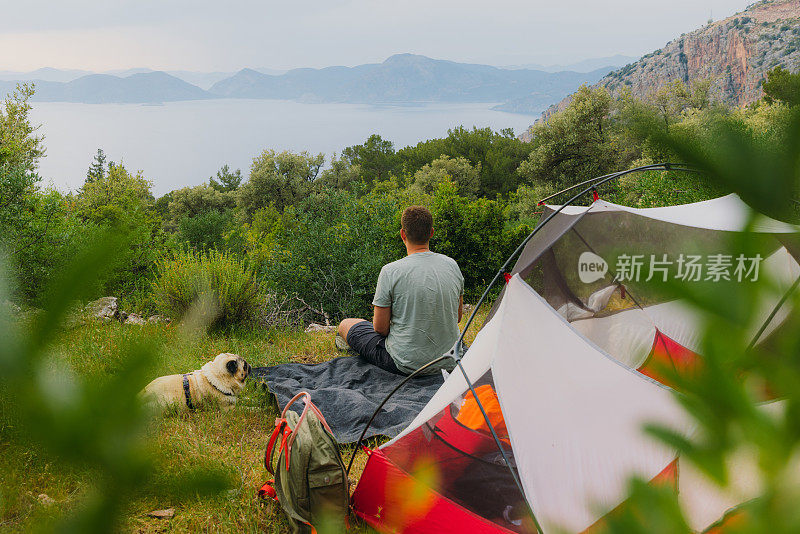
top-left (30, 99), bottom-right (536, 196)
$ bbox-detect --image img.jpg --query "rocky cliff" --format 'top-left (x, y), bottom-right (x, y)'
top-left (535, 0), bottom-right (800, 127)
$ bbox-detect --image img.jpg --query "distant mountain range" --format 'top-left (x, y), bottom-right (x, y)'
top-left (0, 72), bottom-right (211, 104)
top-left (0, 54), bottom-right (624, 114)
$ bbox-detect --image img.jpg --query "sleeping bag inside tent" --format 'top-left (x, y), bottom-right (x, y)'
top-left (350, 195), bottom-right (800, 534)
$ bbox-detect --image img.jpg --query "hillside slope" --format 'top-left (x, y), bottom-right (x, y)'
top-left (537, 0), bottom-right (800, 124)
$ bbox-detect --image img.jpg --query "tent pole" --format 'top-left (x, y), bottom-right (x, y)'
top-left (536, 164), bottom-right (700, 206)
top-left (450, 356), bottom-right (544, 533)
top-left (746, 275), bottom-right (800, 351)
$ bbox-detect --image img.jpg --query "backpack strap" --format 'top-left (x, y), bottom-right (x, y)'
top-left (258, 479), bottom-right (278, 501)
top-left (265, 418), bottom-right (290, 475)
top-left (285, 393), bottom-right (334, 469)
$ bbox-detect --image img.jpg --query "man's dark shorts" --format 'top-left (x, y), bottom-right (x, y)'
top-left (346, 320), bottom-right (404, 375)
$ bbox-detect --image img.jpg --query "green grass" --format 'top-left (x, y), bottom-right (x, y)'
top-left (1, 311), bottom-right (487, 533)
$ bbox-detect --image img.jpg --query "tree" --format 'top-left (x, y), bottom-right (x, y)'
top-left (86, 148), bottom-right (107, 183)
top-left (649, 79), bottom-right (712, 126)
top-left (397, 126), bottom-right (531, 198)
top-left (429, 181), bottom-right (529, 299)
top-left (178, 210), bottom-right (234, 251)
top-left (762, 66), bottom-right (800, 107)
top-left (411, 155), bottom-right (481, 197)
top-left (75, 164), bottom-right (154, 226)
top-left (341, 134), bottom-right (399, 184)
top-left (317, 154), bottom-right (364, 192)
top-left (0, 83), bottom-right (45, 171)
top-left (73, 164), bottom-right (162, 295)
top-left (209, 164), bottom-right (243, 192)
top-left (237, 150), bottom-right (324, 216)
top-left (518, 85), bottom-right (618, 190)
top-left (168, 184), bottom-right (235, 223)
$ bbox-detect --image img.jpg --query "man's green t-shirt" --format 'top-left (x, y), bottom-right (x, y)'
top-left (372, 251), bottom-right (464, 375)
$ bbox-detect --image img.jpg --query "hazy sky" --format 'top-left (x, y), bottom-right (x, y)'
top-left (1, 0), bottom-right (754, 71)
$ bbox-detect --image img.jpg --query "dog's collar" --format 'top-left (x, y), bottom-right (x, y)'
top-left (182, 373), bottom-right (195, 411)
top-left (209, 381), bottom-right (233, 397)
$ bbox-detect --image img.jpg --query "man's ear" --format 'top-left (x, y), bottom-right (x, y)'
top-left (400, 228), bottom-right (407, 242)
top-left (429, 228), bottom-right (434, 239)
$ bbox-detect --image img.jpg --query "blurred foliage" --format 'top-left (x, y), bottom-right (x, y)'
top-left (598, 95), bottom-right (800, 534)
top-left (0, 235), bottom-right (229, 533)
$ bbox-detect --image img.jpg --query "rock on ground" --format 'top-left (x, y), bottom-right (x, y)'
top-left (37, 493), bottom-right (57, 506)
top-left (146, 508), bottom-right (175, 519)
top-left (124, 313), bottom-right (146, 325)
top-left (305, 323), bottom-right (337, 334)
top-left (84, 297), bottom-right (119, 322)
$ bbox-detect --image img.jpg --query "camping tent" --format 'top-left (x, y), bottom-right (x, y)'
top-left (350, 194), bottom-right (800, 533)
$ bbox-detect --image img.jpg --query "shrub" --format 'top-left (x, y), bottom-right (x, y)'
top-left (152, 249), bottom-right (261, 329)
top-left (430, 180), bottom-right (531, 300)
top-left (260, 189), bottom-right (401, 320)
top-left (178, 210), bottom-right (234, 251)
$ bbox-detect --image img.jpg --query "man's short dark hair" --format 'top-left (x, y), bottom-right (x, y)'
top-left (401, 206), bottom-right (433, 245)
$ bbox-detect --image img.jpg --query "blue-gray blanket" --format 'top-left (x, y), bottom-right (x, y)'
top-left (252, 356), bottom-right (444, 444)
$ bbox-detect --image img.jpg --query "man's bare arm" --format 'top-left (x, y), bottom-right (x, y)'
top-left (458, 294), bottom-right (463, 322)
top-left (373, 305), bottom-right (391, 336)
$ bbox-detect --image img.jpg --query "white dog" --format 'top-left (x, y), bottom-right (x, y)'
top-left (140, 353), bottom-right (251, 412)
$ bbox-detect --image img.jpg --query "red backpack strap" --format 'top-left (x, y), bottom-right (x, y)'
top-left (258, 479), bottom-right (278, 501)
top-left (265, 418), bottom-right (289, 475)
top-left (275, 392), bottom-right (335, 473)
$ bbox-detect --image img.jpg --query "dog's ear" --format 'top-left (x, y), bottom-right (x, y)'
top-left (226, 359), bottom-right (238, 375)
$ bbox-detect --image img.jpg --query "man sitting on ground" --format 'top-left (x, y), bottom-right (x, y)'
top-left (337, 206), bottom-right (464, 375)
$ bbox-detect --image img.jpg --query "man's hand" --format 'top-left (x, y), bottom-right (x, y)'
top-left (373, 305), bottom-right (391, 337)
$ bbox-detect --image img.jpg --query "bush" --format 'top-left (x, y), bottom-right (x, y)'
top-left (261, 189), bottom-right (401, 320)
top-left (430, 180), bottom-right (531, 300)
top-left (152, 249), bottom-right (261, 329)
top-left (178, 210), bottom-right (234, 251)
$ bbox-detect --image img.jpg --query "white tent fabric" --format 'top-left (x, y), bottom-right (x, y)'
top-left (571, 301), bottom-right (700, 368)
top-left (548, 194), bottom-right (798, 233)
top-left (493, 277), bottom-right (691, 532)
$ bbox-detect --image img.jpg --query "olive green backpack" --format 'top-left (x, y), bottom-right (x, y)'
top-left (259, 392), bottom-right (349, 533)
